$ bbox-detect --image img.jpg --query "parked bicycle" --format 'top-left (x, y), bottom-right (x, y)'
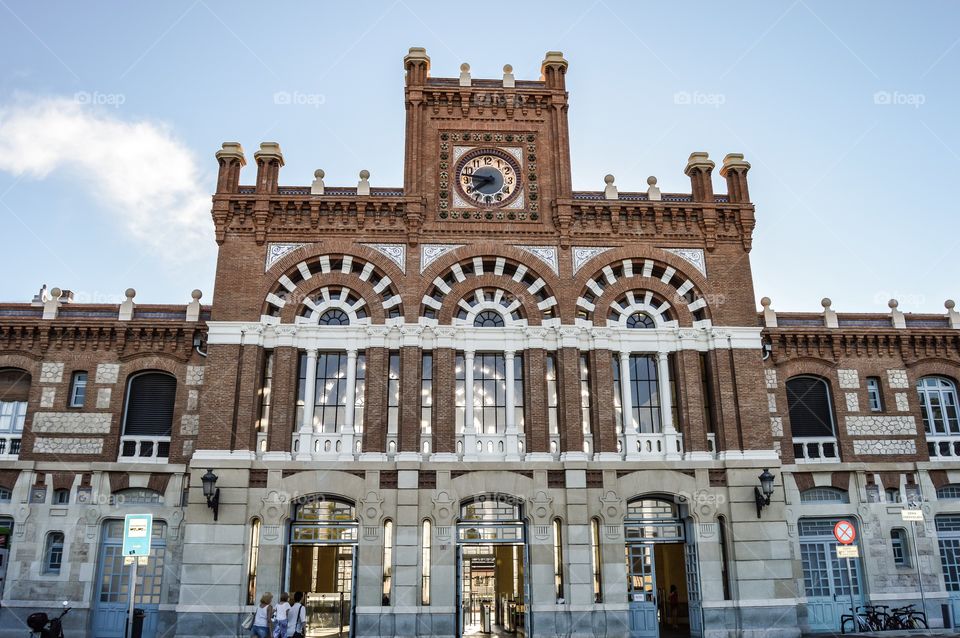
top-left (26, 602), bottom-right (70, 638)
top-left (840, 603), bottom-right (928, 633)
top-left (887, 604), bottom-right (928, 629)
top-left (840, 605), bottom-right (880, 634)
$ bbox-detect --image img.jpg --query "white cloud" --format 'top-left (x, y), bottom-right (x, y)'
top-left (0, 96), bottom-right (211, 263)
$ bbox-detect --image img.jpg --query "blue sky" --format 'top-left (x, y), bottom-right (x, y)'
top-left (0, 1), bottom-right (958, 313)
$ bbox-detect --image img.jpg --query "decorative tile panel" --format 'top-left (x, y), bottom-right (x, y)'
top-left (515, 245), bottom-right (559, 276)
top-left (265, 243), bottom-right (307, 271)
top-left (664, 248), bottom-right (706, 277)
top-left (837, 369), bottom-right (860, 389)
top-left (572, 247), bottom-right (613, 275)
top-left (887, 369), bottom-right (909, 389)
top-left (362, 243), bottom-right (406, 273)
top-left (95, 364), bottom-right (120, 385)
top-left (421, 244), bottom-right (464, 273)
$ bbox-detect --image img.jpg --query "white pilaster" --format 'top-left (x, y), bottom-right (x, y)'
top-left (463, 349), bottom-right (477, 460)
top-left (339, 349), bottom-right (358, 461)
top-left (658, 351), bottom-right (681, 459)
top-left (504, 350), bottom-right (520, 460)
top-left (619, 350), bottom-right (639, 458)
top-left (296, 348), bottom-right (318, 460)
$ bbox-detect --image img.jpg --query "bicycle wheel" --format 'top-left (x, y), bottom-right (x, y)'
top-left (910, 616), bottom-right (928, 629)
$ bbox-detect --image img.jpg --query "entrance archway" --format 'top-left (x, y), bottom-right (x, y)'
top-left (456, 495), bottom-right (529, 638)
top-left (285, 495), bottom-right (359, 638)
top-left (624, 497), bottom-right (702, 638)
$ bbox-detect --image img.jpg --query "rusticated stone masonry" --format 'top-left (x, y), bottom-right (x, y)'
top-left (845, 416), bottom-right (917, 436)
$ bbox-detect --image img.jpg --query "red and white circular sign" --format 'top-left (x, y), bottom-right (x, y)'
top-left (834, 520), bottom-right (856, 545)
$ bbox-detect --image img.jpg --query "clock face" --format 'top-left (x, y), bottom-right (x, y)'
top-left (455, 149), bottom-right (522, 208)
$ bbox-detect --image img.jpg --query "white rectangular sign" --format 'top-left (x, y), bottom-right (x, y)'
top-left (837, 544), bottom-right (859, 558)
top-left (901, 509), bottom-right (924, 522)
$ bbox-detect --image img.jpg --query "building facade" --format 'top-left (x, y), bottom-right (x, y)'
top-left (0, 49), bottom-right (959, 638)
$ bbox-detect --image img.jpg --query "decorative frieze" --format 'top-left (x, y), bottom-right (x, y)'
top-left (765, 369), bottom-right (778, 389)
top-left (180, 415), bottom-right (199, 436)
top-left (845, 416), bottom-right (916, 436)
top-left (837, 369), bottom-right (860, 389)
top-left (33, 413), bottom-right (112, 434)
top-left (887, 369), bottom-right (909, 389)
top-left (186, 366), bottom-right (205, 386)
top-left (39, 363), bottom-right (64, 384)
top-left (96, 388), bottom-right (112, 409)
top-left (34, 437), bottom-right (104, 455)
top-left (40, 388), bottom-right (56, 408)
top-left (95, 363), bottom-right (120, 384)
top-left (853, 439), bottom-right (916, 455)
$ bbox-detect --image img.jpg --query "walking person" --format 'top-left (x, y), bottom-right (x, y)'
top-left (274, 592), bottom-right (291, 638)
top-left (286, 592), bottom-right (307, 638)
top-left (668, 584), bottom-right (680, 631)
top-left (251, 592), bottom-right (274, 638)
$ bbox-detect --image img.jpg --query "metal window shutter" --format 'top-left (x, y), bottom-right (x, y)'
top-left (786, 377), bottom-right (834, 437)
top-left (124, 373), bottom-right (176, 436)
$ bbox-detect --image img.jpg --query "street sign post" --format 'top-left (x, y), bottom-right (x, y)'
top-left (837, 545), bottom-right (859, 558)
top-left (834, 520), bottom-right (857, 617)
top-left (122, 514), bottom-right (153, 638)
top-left (904, 503), bottom-right (929, 631)
top-left (834, 520), bottom-right (856, 545)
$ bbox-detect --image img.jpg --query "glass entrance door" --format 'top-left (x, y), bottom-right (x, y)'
top-left (798, 519), bottom-right (864, 633)
top-left (627, 544), bottom-right (658, 637)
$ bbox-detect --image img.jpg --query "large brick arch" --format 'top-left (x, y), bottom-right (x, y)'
top-left (418, 243), bottom-right (560, 324)
top-left (591, 276), bottom-right (697, 328)
top-left (572, 246), bottom-right (715, 326)
top-left (260, 242), bottom-right (406, 323)
top-left (906, 357), bottom-right (960, 385)
top-left (277, 273), bottom-right (386, 325)
top-left (435, 275), bottom-right (544, 326)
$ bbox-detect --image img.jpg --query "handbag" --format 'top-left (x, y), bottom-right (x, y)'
top-left (241, 610), bottom-right (255, 630)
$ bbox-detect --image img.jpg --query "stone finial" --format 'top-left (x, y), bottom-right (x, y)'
top-left (459, 63), bottom-right (472, 87)
top-left (311, 169), bottom-right (325, 195)
top-left (357, 169), bottom-right (371, 196)
top-left (947, 299), bottom-right (960, 329)
top-left (119, 288), bottom-right (136, 321)
top-left (888, 298), bottom-right (906, 329)
top-left (646, 176), bottom-right (662, 201)
top-left (403, 47), bottom-right (430, 85)
top-left (502, 64), bottom-right (515, 88)
top-left (186, 289), bottom-right (202, 322)
top-left (761, 296), bottom-right (778, 328)
top-left (42, 287), bottom-right (62, 320)
top-left (821, 297), bottom-right (838, 328)
top-left (603, 174), bottom-right (618, 200)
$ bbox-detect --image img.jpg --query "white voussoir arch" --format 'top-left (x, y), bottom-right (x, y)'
top-left (453, 288), bottom-right (527, 327)
top-left (295, 286), bottom-right (371, 326)
top-left (606, 291), bottom-right (676, 328)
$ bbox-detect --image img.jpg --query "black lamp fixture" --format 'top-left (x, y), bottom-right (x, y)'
top-left (755, 468), bottom-right (775, 518)
top-left (201, 469), bottom-right (220, 521)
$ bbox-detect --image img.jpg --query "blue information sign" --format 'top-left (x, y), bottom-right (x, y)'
top-left (121, 513), bottom-right (153, 557)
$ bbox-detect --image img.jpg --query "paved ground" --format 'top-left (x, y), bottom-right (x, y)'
top-left (803, 632), bottom-right (960, 637)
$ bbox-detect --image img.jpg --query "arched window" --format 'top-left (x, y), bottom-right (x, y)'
top-left (44, 532), bottom-right (64, 574)
top-left (246, 518), bottom-right (261, 605)
top-left (917, 376), bottom-right (960, 435)
top-left (473, 310), bottom-right (505, 328)
top-left (938, 484), bottom-right (960, 500)
top-left (799, 487), bottom-right (849, 504)
top-left (382, 520), bottom-right (394, 605)
top-left (121, 372), bottom-right (176, 460)
top-left (420, 520), bottom-right (431, 606)
top-left (317, 309), bottom-right (350, 326)
top-left (552, 518), bottom-right (565, 603)
top-left (891, 528), bottom-right (909, 566)
top-left (786, 376), bottom-right (838, 461)
top-left (0, 369), bottom-right (29, 457)
top-left (626, 312), bottom-right (655, 329)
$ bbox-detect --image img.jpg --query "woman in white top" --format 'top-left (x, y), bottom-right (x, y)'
top-left (286, 591), bottom-right (307, 638)
top-left (251, 592), bottom-right (274, 638)
top-left (273, 592), bottom-right (291, 638)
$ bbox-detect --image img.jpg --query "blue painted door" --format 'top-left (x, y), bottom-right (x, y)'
top-left (93, 520), bottom-right (166, 638)
top-left (627, 544), bottom-right (658, 638)
top-left (799, 519), bottom-right (864, 633)
top-left (684, 532), bottom-right (703, 637)
top-left (935, 515), bottom-right (960, 626)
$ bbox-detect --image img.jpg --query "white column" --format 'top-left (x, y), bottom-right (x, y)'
top-left (620, 351), bottom-right (639, 459)
top-left (504, 350), bottom-right (520, 460)
top-left (463, 350), bottom-right (477, 459)
top-left (658, 352), bottom-right (681, 459)
top-left (339, 349), bottom-right (358, 460)
top-left (296, 348), bottom-right (318, 460)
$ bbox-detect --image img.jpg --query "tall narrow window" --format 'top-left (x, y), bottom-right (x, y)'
top-left (580, 355), bottom-right (593, 451)
top-left (421, 353), bottom-right (433, 435)
top-left (612, 356), bottom-right (623, 434)
top-left (699, 353), bottom-right (716, 434)
top-left (387, 352), bottom-right (400, 435)
top-left (866, 377), bottom-right (884, 412)
top-left (246, 518), bottom-right (261, 605)
top-left (382, 520), bottom-right (394, 605)
top-left (514, 354), bottom-right (525, 432)
top-left (718, 515), bottom-right (732, 600)
top-left (786, 375), bottom-right (839, 461)
top-left (473, 353), bottom-right (508, 434)
top-left (44, 532), bottom-right (64, 574)
top-left (121, 371), bottom-right (176, 459)
top-left (455, 354), bottom-right (466, 434)
top-left (546, 354), bottom-right (559, 435)
top-left (553, 519), bottom-right (565, 603)
top-left (257, 351), bottom-right (274, 432)
top-left (421, 520), bottom-right (432, 605)
top-left (629, 355), bottom-right (661, 434)
top-left (590, 519), bottom-right (603, 603)
top-left (53, 488), bottom-right (69, 505)
top-left (354, 353), bottom-right (366, 433)
top-left (891, 527), bottom-right (909, 566)
top-left (68, 371), bottom-right (87, 408)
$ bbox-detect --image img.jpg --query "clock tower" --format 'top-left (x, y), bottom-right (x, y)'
top-left (402, 48), bottom-right (572, 234)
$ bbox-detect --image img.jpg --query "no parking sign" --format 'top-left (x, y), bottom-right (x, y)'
top-left (833, 520), bottom-right (856, 545)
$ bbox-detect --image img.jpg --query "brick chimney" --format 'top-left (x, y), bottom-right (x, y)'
top-left (684, 152), bottom-right (715, 202)
top-left (720, 153), bottom-right (751, 203)
top-left (541, 51), bottom-right (568, 90)
top-left (215, 142), bottom-right (245, 194)
top-left (254, 142), bottom-right (284, 194)
top-left (404, 47), bottom-right (430, 86)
